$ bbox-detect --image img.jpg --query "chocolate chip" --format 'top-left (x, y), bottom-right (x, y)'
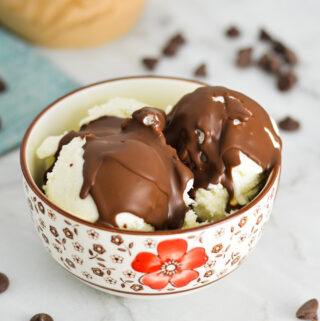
top-left (0, 78), bottom-right (7, 92)
top-left (273, 41), bottom-right (298, 65)
top-left (258, 53), bottom-right (282, 74)
top-left (296, 299), bottom-right (318, 321)
top-left (273, 41), bottom-right (286, 54)
top-left (278, 116), bottom-right (300, 131)
top-left (259, 29), bottom-right (273, 42)
top-left (162, 33), bottom-right (186, 56)
top-left (194, 63), bottom-right (207, 77)
top-left (0, 273), bottom-right (9, 293)
top-left (226, 26), bottom-right (240, 38)
top-left (30, 313), bottom-right (54, 321)
top-left (283, 48), bottom-right (298, 65)
top-left (141, 57), bottom-right (159, 70)
top-left (236, 47), bottom-right (253, 68)
top-left (277, 70), bottom-right (297, 91)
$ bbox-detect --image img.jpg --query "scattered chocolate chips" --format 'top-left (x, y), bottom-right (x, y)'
top-left (236, 47), bottom-right (253, 68)
top-left (259, 28), bottom-right (273, 42)
top-left (0, 273), bottom-right (9, 293)
top-left (141, 57), bottom-right (159, 70)
top-left (296, 299), bottom-right (318, 321)
top-left (194, 63), bottom-right (207, 77)
top-left (162, 33), bottom-right (186, 56)
top-left (226, 26), bottom-right (240, 38)
top-left (277, 70), bottom-right (297, 91)
top-left (30, 313), bottom-right (54, 321)
top-left (278, 116), bottom-right (300, 131)
top-left (258, 53), bottom-right (282, 74)
top-left (0, 78), bottom-right (7, 92)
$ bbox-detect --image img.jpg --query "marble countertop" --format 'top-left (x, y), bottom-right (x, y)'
top-left (1, 0), bottom-right (319, 320)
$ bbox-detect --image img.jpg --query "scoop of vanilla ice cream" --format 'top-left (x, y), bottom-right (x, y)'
top-left (37, 97), bottom-right (190, 231)
top-left (192, 152), bottom-right (263, 224)
top-left (79, 97), bottom-right (147, 127)
top-left (193, 183), bottom-right (230, 223)
top-left (43, 136), bottom-right (99, 223)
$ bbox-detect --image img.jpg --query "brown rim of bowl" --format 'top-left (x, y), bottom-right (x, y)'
top-left (20, 75), bottom-right (281, 236)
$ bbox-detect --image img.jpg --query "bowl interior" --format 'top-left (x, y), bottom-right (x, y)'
top-left (24, 77), bottom-right (205, 188)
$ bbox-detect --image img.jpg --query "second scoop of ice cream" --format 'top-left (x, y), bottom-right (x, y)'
top-left (165, 86), bottom-right (281, 225)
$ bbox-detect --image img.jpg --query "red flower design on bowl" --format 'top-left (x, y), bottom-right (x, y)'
top-left (131, 239), bottom-right (208, 290)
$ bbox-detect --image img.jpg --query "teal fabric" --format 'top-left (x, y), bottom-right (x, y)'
top-left (0, 28), bottom-right (79, 155)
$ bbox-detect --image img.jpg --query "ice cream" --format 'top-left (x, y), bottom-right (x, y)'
top-left (37, 88), bottom-right (281, 231)
top-left (38, 99), bottom-right (194, 231)
top-left (165, 86), bottom-right (281, 226)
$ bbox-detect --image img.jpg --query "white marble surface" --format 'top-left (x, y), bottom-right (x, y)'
top-left (1, 0), bottom-right (320, 320)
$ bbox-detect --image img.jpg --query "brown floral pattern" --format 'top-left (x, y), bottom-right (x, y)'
top-left (93, 244), bottom-right (106, 254)
top-left (131, 284), bottom-right (143, 292)
top-left (204, 270), bottom-right (215, 277)
top-left (63, 228), bottom-right (74, 239)
top-left (105, 277), bottom-right (117, 285)
top-left (123, 270), bottom-right (136, 278)
top-left (212, 243), bottom-right (223, 253)
top-left (65, 258), bottom-right (76, 268)
top-left (82, 271), bottom-right (92, 280)
top-left (111, 254), bottom-right (124, 264)
top-left (38, 202), bottom-right (45, 214)
top-left (92, 267), bottom-right (104, 277)
top-left (39, 218), bottom-right (46, 229)
top-left (72, 242), bottom-right (84, 253)
top-left (49, 226), bottom-right (59, 237)
top-left (22, 173), bottom-right (278, 295)
top-left (72, 255), bottom-right (83, 265)
top-left (87, 229), bottom-right (99, 239)
top-left (238, 216), bottom-right (247, 227)
top-left (144, 239), bottom-right (156, 248)
top-left (256, 214), bottom-right (263, 225)
top-left (111, 235), bottom-right (123, 246)
top-left (42, 233), bottom-right (49, 244)
top-left (47, 210), bottom-right (56, 221)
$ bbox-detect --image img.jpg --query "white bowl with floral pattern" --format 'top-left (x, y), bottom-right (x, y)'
top-left (20, 76), bottom-right (281, 298)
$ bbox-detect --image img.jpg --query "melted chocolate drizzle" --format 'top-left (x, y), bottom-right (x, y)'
top-left (165, 86), bottom-right (281, 206)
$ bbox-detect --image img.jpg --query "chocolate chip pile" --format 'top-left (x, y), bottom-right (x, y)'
top-left (141, 32), bottom-right (207, 78)
top-left (232, 27), bottom-right (299, 92)
top-left (229, 27), bottom-right (300, 130)
top-left (141, 32), bottom-right (186, 71)
top-left (141, 27), bottom-right (299, 91)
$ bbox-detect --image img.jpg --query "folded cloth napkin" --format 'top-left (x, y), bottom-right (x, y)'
top-left (0, 27), bottom-right (78, 155)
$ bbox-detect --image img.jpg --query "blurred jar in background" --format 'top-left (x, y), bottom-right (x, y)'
top-left (0, 0), bottom-right (147, 48)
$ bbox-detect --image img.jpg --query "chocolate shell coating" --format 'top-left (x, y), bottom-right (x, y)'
top-left (165, 86), bottom-right (281, 206)
top-left (55, 107), bottom-right (193, 230)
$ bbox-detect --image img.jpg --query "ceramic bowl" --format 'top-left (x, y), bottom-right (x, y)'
top-left (20, 76), bottom-right (281, 298)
